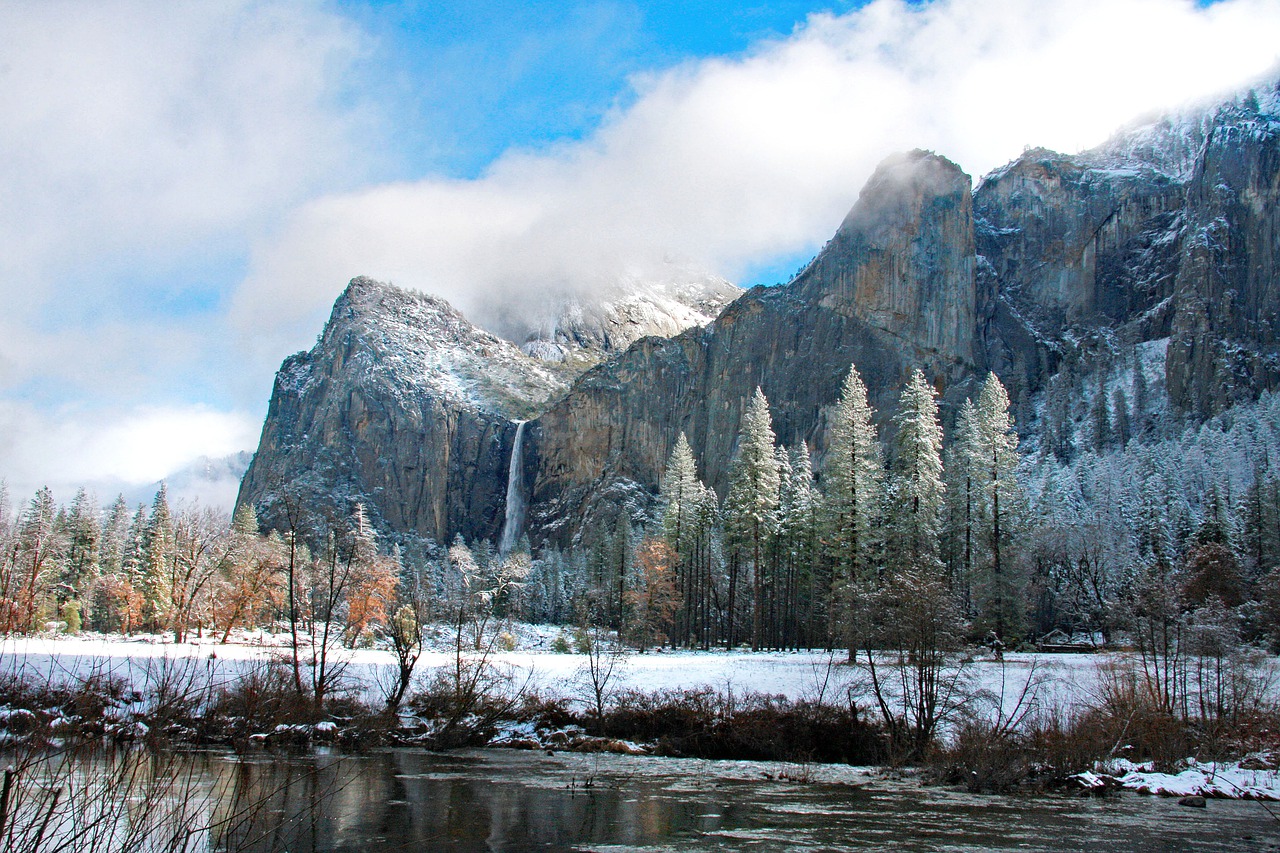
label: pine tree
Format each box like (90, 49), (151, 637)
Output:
(821, 365), (884, 654)
(781, 444), (821, 649)
(690, 481), (723, 648)
(1112, 387), (1132, 447)
(660, 433), (700, 549)
(1091, 388), (1112, 451)
(120, 505), (149, 633)
(660, 433), (701, 645)
(860, 372), (958, 758)
(99, 496), (129, 576)
(971, 373), (1025, 641)
(140, 484), (175, 631)
(1239, 465), (1280, 580)
(1132, 351), (1150, 438)
(61, 487), (101, 609)
(723, 387), (780, 650)
(945, 398), (980, 613)
(886, 370), (946, 577)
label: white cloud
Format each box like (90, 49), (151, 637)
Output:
(0, 1), (371, 276)
(233, 0), (1280, 351)
(6, 0), (1280, 500)
(0, 0), (374, 407)
(0, 401), (259, 507)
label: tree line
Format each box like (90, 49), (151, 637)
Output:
(2, 367), (1278, 668)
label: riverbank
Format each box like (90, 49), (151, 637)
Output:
(1, 630), (1279, 802)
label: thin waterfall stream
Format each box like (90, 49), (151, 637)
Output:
(498, 420), (527, 553)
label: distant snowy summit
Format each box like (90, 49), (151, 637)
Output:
(516, 270), (741, 367)
(236, 269), (739, 544)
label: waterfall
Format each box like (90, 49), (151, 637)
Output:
(498, 420), (528, 553)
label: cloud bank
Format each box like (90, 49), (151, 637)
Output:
(0, 0), (370, 506)
(234, 0), (1280, 350)
(4, 0), (1280, 509)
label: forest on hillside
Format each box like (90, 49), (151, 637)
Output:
(2, 367), (1277, 661)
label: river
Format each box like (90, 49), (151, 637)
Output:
(173, 748), (1280, 851)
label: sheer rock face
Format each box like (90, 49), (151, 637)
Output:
(1166, 89), (1280, 416)
(236, 275), (741, 542)
(974, 81), (1280, 417)
(527, 151), (981, 543)
(236, 277), (568, 543)
(239, 81), (1280, 548)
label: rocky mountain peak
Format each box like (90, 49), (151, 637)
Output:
(240, 78), (1280, 550)
(797, 149), (977, 369)
(318, 277), (570, 420)
(517, 269), (741, 366)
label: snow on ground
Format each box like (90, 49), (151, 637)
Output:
(1073, 758), (1280, 801)
(8, 630), (1280, 798)
(0, 629), (1103, 720)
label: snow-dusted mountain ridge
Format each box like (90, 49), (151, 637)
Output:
(240, 75), (1280, 548)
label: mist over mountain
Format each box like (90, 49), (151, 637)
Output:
(238, 76), (1280, 549)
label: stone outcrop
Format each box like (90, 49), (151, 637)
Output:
(237, 275), (741, 542)
(526, 151), (981, 542)
(236, 277), (568, 543)
(1166, 90), (1280, 415)
(238, 79), (1280, 549)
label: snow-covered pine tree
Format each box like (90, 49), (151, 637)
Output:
(660, 433), (700, 550)
(120, 504), (148, 633)
(945, 398), (980, 615)
(140, 484), (175, 631)
(821, 364), (883, 654)
(723, 387), (780, 650)
(660, 432), (701, 645)
(1091, 387), (1113, 451)
(781, 444), (821, 649)
(1112, 386), (1132, 448)
(61, 487), (101, 618)
(690, 480), (723, 648)
(971, 373), (1025, 641)
(1239, 463), (1280, 580)
(886, 369), (946, 578)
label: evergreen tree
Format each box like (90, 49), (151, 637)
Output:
(660, 433), (700, 550)
(723, 387), (780, 650)
(99, 496), (129, 577)
(886, 370), (946, 576)
(1239, 465), (1280, 580)
(1112, 387), (1132, 447)
(660, 433), (701, 645)
(61, 487), (101, 608)
(1132, 352), (1150, 437)
(140, 484), (175, 630)
(971, 373), (1026, 641)
(1090, 387), (1112, 451)
(821, 365), (883, 654)
(945, 398), (980, 613)
(781, 444), (821, 648)
(690, 481), (723, 648)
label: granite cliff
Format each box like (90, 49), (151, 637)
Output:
(238, 78), (1280, 549)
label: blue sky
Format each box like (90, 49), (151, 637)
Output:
(0, 0), (1278, 508)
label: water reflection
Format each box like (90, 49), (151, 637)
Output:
(203, 749), (1279, 852)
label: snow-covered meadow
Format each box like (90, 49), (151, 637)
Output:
(0, 628), (1101, 717)
(4, 629), (1279, 800)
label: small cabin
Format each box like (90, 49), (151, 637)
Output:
(1036, 629), (1096, 653)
